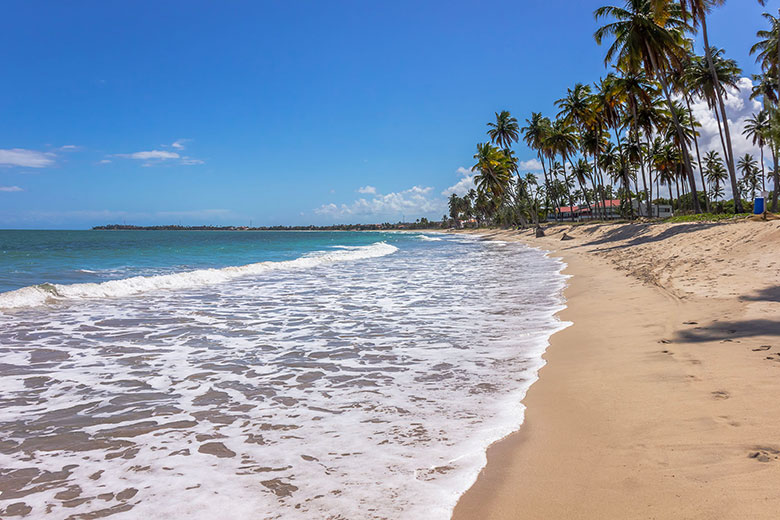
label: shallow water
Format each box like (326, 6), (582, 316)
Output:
(0, 231), (567, 519)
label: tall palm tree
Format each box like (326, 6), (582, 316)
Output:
(683, 47), (743, 209)
(521, 113), (555, 217)
(594, 0), (702, 212)
(614, 69), (656, 216)
(487, 111), (520, 150)
(673, 0), (744, 212)
(743, 111), (770, 190)
(581, 125), (610, 218)
(546, 118), (580, 220)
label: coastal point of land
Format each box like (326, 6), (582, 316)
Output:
(452, 219), (780, 519)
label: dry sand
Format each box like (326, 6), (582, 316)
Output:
(451, 219), (780, 520)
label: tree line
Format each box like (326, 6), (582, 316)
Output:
(448, 0), (779, 228)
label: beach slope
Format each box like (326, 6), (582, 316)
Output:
(453, 220), (780, 520)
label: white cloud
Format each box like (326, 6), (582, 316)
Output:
(0, 148), (55, 168)
(98, 159), (112, 164)
(59, 145), (79, 151)
(518, 158), (543, 171)
(357, 185), (377, 194)
(114, 142), (203, 166)
(315, 185), (444, 220)
(180, 157), (204, 165)
(442, 167), (476, 197)
(116, 150), (181, 160)
(689, 77), (764, 166)
(0, 186), (23, 192)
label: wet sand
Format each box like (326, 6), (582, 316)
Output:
(452, 220), (780, 519)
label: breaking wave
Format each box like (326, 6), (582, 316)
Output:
(0, 241), (398, 310)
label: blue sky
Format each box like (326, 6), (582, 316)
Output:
(0, 0), (774, 228)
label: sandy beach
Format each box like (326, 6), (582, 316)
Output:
(452, 220), (780, 519)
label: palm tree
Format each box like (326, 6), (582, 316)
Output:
(472, 143), (512, 205)
(613, 69), (657, 216)
(522, 113), (555, 217)
(546, 118), (580, 220)
(704, 150), (727, 208)
(751, 11), (780, 99)
(743, 111), (770, 191)
(737, 154), (760, 200)
(673, 0), (743, 213)
(594, 0), (702, 213)
(654, 141), (682, 208)
(571, 158), (594, 215)
(683, 47), (743, 210)
(581, 125), (610, 218)
(487, 111), (520, 150)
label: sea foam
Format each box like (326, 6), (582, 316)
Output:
(0, 241), (397, 310)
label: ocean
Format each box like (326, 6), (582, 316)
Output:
(0, 230), (568, 519)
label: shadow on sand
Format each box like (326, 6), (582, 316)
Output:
(674, 319), (780, 344)
(578, 222), (722, 251)
(741, 286), (780, 303)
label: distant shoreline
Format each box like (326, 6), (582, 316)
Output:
(91, 223), (444, 231)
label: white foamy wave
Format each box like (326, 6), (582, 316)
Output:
(417, 234), (442, 241)
(0, 241), (398, 310)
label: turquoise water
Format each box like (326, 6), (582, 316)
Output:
(0, 229), (568, 519)
(0, 230), (412, 293)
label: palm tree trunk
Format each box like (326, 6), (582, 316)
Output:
(685, 96), (711, 212)
(701, 16), (744, 213)
(538, 151), (553, 221)
(675, 177), (681, 210)
(647, 48), (702, 214)
(772, 144), (779, 212)
(760, 145), (766, 191)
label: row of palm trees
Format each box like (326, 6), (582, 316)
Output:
(449, 0), (780, 227)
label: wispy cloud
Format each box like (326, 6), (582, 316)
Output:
(112, 140), (204, 166)
(0, 149), (56, 168)
(116, 150), (181, 161)
(357, 185), (377, 194)
(0, 186), (23, 192)
(315, 185), (444, 220)
(170, 139), (189, 150)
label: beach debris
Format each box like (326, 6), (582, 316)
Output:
(659, 339), (671, 344)
(749, 447), (779, 462)
(683, 321), (698, 325)
(561, 233), (574, 241)
(535, 227), (545, 238)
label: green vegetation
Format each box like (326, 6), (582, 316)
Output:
(445, 0), (780, 229)
(664, 213), (752, 223)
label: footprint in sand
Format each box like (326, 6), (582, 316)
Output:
(752, 346), (772, 352)
(683, 321), (698, 325)
(711, 390), (730, 400)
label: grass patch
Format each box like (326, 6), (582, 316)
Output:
(664, 213), (751, 223)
